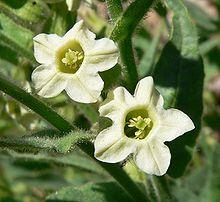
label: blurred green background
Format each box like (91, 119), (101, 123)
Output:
(0, 0), (220, 201)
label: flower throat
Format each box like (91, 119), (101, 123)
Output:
(124, 108), (153, 140)
(56, 41), (84, 74)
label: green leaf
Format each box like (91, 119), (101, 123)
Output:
(75, 103), (99, 125)
(44, 2), (77, 35)
(137, 27), (162, 78)
(0, 13), (35, 63)
(183, 0), (217, 31)
(100, 64), (122, 92)
(0, 130), (95, 153)
(173, 143), (220, 202)
(0, 0), (50, 32)
(0, 43), (19, 66)
(46, 181), (134, 202)
(0, 149), (106, 176)
(153, 0), (204, 177)
(199, 36), (220, 55)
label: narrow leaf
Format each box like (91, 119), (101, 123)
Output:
(0, 13), (35, 63)
(153, 0), (204, 177)
(0, 0), (50, 32)
(0, 148), (106, 176)
(46, 182), (134, 202)
(0, 130), (95, 153)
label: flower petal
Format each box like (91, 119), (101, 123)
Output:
(134, 140), (171, 176)
(32, 64), (67, 98)
(94, 127), (134, 163)
(32, 64), (56, 91)
(134, 76), (164, 108)
(65, 72), (103, 103)
(84, 38), (119, 72)
(156, 109), (195, 142)
(63, 20), (95, 51)
(33, 34), (62, 64)
(99, 87), (134, 119)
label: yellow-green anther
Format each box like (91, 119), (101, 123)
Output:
(128, 116), (152, 139)
(128, 116), (151, 130)
(61, 49), (84, 69)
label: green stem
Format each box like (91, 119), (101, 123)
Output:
(0, 73), (148, 202)
(148, 175), (174, 202)
(108, 0), (154, 92)
(110, 0), (154, 41)
(119, 38), (138, 92)
(105, 0), (123, 22)
(82, 143), (150, 202)
(0, 74), (73, 132)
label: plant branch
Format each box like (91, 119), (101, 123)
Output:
(108, 0), (154, 92)
(105, 0), (123, 22)
(110, 0), (154, 41)
(0, 73), (148, 202)
(148, 175), (174, 202)
(118, 38), (138, 92)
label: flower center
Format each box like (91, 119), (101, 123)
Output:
(56, 41), (84, 74)
(61, 49), (84, 69)
(124, 108), (153, 140)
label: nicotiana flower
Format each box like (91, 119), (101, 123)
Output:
(32, 20), (118, 103)
(94, 76), (195, 176)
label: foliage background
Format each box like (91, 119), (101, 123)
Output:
(0, 0), (219, 201)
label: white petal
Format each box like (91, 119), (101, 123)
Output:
(84, 38), (119, 72)
(32, 64), (68, 98)
(65, 72), (103, 103)
(99, 87), (134, 119)
(156, 109), (195, 142)
(63, 20), (96, 51)
(98, 91), (120, 121)
(134, 140), (171, 176)
(134, 76), (164, 107)
(33, 34), (62, 64)
(94, 127), (134, 163)
(32, 64), (56, 91)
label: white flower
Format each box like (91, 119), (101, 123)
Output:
(94, 76), (195, 176)
(31, 20), (119, 103)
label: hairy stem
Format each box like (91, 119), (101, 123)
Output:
(0, 74), (73, 132)
(105, 0), (123, 22)
(0, 73), (148, 202)
(118, 38), (138, 92)
(110, 0), (154, 41)
(108, 0), (154, 92)
(148, 175), (174, 202)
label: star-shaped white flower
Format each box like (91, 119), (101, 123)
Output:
(94, 76), (195, 176)
(31, 20), (119, 103)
